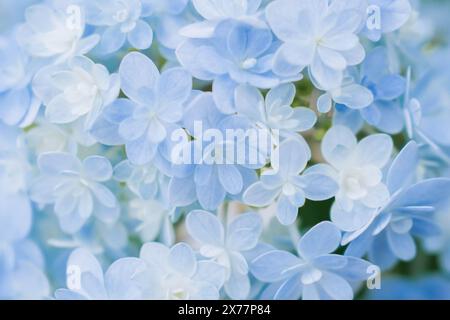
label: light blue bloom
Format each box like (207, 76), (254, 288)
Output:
(343, 141), (450, 269)
(332, 47), (407, 134)
(362, 0), (412, 42)
(30, 152), (120, 234)
(91, 52), (192, 165)
(0, 37), (41, 127)
(266, 0), (365, 89)
(244, 139), (338, 225)
(177, 19), (294, 113)
(16, 3), (99, 63)
(235, 83), (317, 139)
(84, 0), (153, 54)
(319, 126), (393, 232)
(137, 242), (226, 299)
(32, 56), (120, 130)
(168, 92), (259, 210)
(186, 210), (262, 299)
(55, 247), (146, 299)
(251, 221), (372, 300)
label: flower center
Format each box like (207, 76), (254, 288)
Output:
(301, 267), (323, 285)
(241, 58), (257, 70)
(114, 9), (129, 23)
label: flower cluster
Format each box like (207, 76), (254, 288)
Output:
(1, 0), (450, 300)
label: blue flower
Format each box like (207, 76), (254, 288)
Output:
(55, 248), (146, 299)
(343, 141), (450, 269)
(30, 152), (120, 234)
(138, 242), (226, 299)
(331, 47), (407, 134)
(186, 210), (262, 299)
(91, 52), (192, 165)
(16, 4), (99, 63)
(177, 19), (294, 113)
(251, 222), (372, 300)
(319, 126), (393, 232)
(84, 0), (153, 54)
(244, 139), (338, 225)
(168, 92), (259, 210)
(266, 0), (365, 89)
(235, 83), (317, 139)
(32, 56), (120, 130)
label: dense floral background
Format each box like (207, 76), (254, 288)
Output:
(1, 0), (450, 300)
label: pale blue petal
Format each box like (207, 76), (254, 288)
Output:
(168, 176), (197, 207)
(276, 194), (299, 225)
(317, 272), (353, 300)
(234, 84), (265, 122)
(193, 261), (226, 289)
(266, 83), (296, 110)
(168, 242), (197, 277)
(119, 52), (159, 104)
(317, 93), (332, 113)
(387, 229), (416, 261)
(321, 126), (356, 168)
(218, 165), (243, 195)
(125, 135), (157, 165)
(82, 156), (112, 182)
(186, 210), (224, 246)
(275, 139), (310, 178)
(225, 272), (250, 300)
(243, 182), (280, 207)
(297, 173), (338, 201)
(251, 250), (302, 282)
(158, 68), (192, 107)
(127, 20), (153, 50)
(386, 141), (419, 194)
(196, 169), (226, 210)
(226, 212), (262, 251)
(105, 258), (146, 300)
(98, 26), (126, 54)
(297, 222), (341, 259)
(354, 134), (393, 168)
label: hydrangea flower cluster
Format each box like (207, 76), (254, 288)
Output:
(1, 0), (450, 300)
